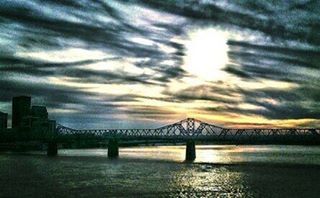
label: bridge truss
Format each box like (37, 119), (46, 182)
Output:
(56, 118), (320, 141)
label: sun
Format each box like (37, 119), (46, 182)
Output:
(183, 28), (229, 81)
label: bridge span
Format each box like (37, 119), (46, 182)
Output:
(48, 118), (320, 161)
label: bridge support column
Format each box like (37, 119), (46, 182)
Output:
(47, 142), (58, 156)
(108, 139), (119, 158)
(185, 140), (196, 161)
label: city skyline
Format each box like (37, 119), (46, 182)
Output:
(1, 1), (320, 129)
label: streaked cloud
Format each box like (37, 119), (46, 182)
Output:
(0, 0), (319, 128)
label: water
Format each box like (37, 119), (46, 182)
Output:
(1, 145), (320, 197)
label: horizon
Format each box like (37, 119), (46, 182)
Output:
(1, 1), (320, 129)
(2, 95), (320, 131)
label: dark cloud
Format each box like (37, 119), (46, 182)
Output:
(136, 0), (320, 45)
(222, 39), (320, 120)
(0, 0), (186, 65)
(241, 87), (320, 120)
(153, 66), (187, 83)
(223, 64), (253, 80)
(201, 84), (320, 121)
(0, 77), (94, 105)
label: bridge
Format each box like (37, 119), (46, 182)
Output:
(49, 118), (320, 161)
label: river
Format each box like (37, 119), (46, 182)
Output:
(1, 145), (320, 197)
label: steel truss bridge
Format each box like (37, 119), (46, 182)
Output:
(56, 118), (320, 141)
(5, 117), (315, 159)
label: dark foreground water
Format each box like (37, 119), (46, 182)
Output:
(1, 145), (320, 198)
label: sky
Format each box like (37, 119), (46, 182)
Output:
(0, 0), (320, 129)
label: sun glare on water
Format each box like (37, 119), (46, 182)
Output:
(184, 28), (229, 81)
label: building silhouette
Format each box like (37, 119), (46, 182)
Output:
(12, 96), (31, 128)
(21, 105), (55, 137)
(12, 97), (56, 139)
(31, 106), (48, 119)
(0, 111), (8, 129)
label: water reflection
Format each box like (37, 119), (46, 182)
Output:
(2, 145), (320, 197)
(57, 145), (320, 165)
(169, 164), (251, 197)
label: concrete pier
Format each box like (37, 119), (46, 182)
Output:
(47, 142), (58, 156)
(108, 139), (119, 158)
(185, 140), (196, 161)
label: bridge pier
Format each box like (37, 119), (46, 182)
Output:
(47, 142), (58, 156)
(185, 140), (196, 161)
(108, 139), (119, 158)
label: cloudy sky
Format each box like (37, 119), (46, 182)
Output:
(0, 0), (320, 129)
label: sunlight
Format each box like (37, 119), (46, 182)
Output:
(184, 28), (229, 81)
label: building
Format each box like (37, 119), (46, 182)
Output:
(12, 96), (31, 128)
(0, 111), (8, 129)
(21, 105), (56, 138)
(48, 120), (56, 134)
(22, 106), (48, 129)
(31, 106), (48, 120)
